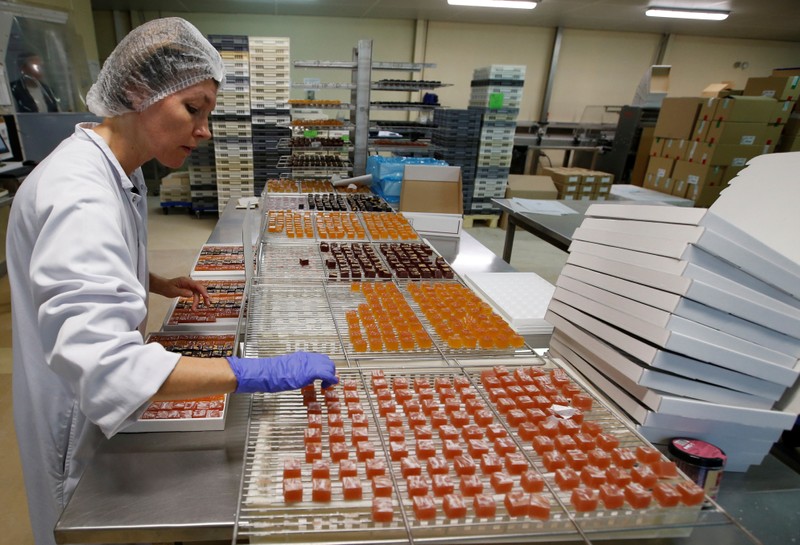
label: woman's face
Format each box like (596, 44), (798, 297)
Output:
(138, 79), (218, 169)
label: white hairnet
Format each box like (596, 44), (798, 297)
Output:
(86, 17), (224, 117)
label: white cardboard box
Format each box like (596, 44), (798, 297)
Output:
(549, 317), (777, 409)
(546, 299), (786, 399)
(551, 287), (799, 386)
(565, 242), (800, 339)
(401, 211), (463, 238)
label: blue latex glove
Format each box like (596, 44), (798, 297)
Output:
(226, 351), (338, 394)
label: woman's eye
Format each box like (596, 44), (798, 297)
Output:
(186, 105), (199, 114)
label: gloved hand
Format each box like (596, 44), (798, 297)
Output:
(226, 351), (338, 394)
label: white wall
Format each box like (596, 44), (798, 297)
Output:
(93, 12), (800, 124)
(664, 35), (800, 96)
(548, 29), (661, 123)
(423, 21), (554, 121)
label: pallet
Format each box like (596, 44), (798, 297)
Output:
(462, 214), (499, 228)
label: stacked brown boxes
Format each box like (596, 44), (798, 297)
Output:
(645, 92), (785, 207)
(749, 71), (800, 153)
(540, 166), (614, 201)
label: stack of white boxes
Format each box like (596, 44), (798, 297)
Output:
(209, 35), (255, 213)
(466, 65), (525, 216)
(546, 152), (800, 472)
(249, 37), (292, 196)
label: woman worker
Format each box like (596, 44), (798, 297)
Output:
(6, 17), (337, 545)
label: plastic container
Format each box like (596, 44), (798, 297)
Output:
(667, 438), (726, 499)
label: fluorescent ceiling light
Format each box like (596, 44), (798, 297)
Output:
(646, 7), (729, 20)
(448, 0), (538, 9)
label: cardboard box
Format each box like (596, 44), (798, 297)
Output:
(773, 67), (800, 78)
(499, 174), (558, 229)
(670, 161), (726, 199)
(698, 97), (719, 122)
(690, 118), (711, 142)
(783, 112), (800, 138)
(633, 65), (670, 107)
(777, 135), (800, 152)
(713, 96), (778, 123)
(702, 82), (733, 98)
(685, 141), (713, 163)
(643, 156), (675, 193)
(743, 76), (800, 101)
(706, 143), (766, 167)
(771, 100), (795, 124)
(705, 121), (769, 146)
(649, 137), (665, 157)
(661, 138), (688, 159)
(653, 97), (702, 139)
(541, 166), (581, 198)
(505, 175), (558, 200)
(687, 182), (726, 207)
(400, 165), (463, 237)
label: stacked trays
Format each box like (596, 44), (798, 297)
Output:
(187, 137), (217, 213)
(467, 65), (526, 215)
(210, 35), (254, 212)
(250, 37), (292, 195)
(432, 109), (481, 213)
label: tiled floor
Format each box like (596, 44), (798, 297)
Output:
(0, 198), (564, 543)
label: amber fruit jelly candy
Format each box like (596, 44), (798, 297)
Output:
(473, 494), (497, 518)
(676, 480), (706, 506)
(555, 467), (581, 491)
(571, 487), (599, 512)
(283, 459), (302, 479)
(311, 478), (332, 502)
(599, 483), (625, 510)
(372, 475), (393, 497)
(407, 475), (429, 497)
(283, 477), (303, 502)
(605, 466), (632, 487)
(542, 450), (567, 472)
(653, 482), (682, 507)
(520, 470), (545, 493)
(611, 447), (637, 469)
(412, 495), (436, 520)
(635, 445), (662, 464)
(504, 490), (530, 517)
(596, 433), (620, 451)
(632, 464), (658, 487)
(339, 459), (357, 478)
(624, 483), (652, 509)
(372, 497), (394, 523)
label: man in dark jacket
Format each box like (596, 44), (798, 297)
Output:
(11, 52), (59, 113)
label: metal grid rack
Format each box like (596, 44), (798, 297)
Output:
(234, 359), (716, 544)
(241, 279), (346, 359)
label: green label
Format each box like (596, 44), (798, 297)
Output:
(304, 129), (318, 138)
(341, 134), (350, 142)
(489, 92), (505, 110)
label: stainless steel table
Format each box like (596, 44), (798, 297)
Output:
(493, 198), (592, 259)
(54, 202), (800, 545)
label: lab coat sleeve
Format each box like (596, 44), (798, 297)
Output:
(29, 159), (179, 438)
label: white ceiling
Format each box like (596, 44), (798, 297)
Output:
(90, 0), (800, 43)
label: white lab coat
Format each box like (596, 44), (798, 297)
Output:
(7, 123), (181, 545)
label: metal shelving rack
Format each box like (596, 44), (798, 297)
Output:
(293, 42), (448, 174)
